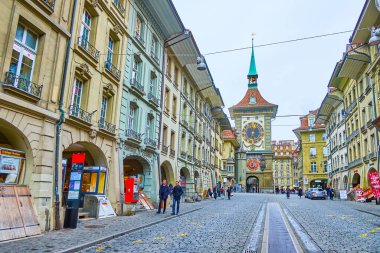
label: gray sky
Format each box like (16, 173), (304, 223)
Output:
(172, 0), (365, 141)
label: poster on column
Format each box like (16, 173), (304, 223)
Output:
(368, 172), (380, 198)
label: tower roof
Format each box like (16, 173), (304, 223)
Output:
(248, 46), (258, 77)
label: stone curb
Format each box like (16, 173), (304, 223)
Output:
(59, 207), (203, 253)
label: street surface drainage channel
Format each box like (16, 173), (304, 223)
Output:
(262, 202), (302, 253)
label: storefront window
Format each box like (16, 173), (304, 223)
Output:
(82, 172), (98, 193)
(0, 148), (26, 184)
(98, 172), (106, 194)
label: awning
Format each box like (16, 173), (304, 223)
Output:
(351, 0), (380, 44)
(316, 90), (343, 124)
(337, 45), (370, 80)
(140, 0), (184, 40)
(211, 107), (231, 130)
(169, 31), (224, 107)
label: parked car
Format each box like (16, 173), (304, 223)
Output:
(308, 188), (326, 200)
(304, 189), (312, 198)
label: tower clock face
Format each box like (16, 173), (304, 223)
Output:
(242, 122), (264, 146)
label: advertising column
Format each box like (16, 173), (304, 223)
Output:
(64, 153), (85, 229)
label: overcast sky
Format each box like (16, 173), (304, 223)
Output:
(172, 0), (365, 141)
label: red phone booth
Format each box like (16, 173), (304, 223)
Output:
(124, 177), (139, 203)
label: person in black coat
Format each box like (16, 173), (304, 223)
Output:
(298, 187), (303, 199)
(171, 181), (184, 215)
(157, 179), (170, 214)
(227, 186), (232, 200)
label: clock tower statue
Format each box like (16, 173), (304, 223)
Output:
(229, 41), (278, 193)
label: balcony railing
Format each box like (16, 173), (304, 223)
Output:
(348, 158), (362, 169)
(3, 72), (43, 99)
(369, 152), (377, 160)
(365, 85), (372, 95)
(331, 145), (338, 154)
(361, 125), (367, 133)
(170, 148), (175, 157)
(134, 32), (145, 46)
(130, 78), (145, 94)
(161, 145), (168, 154)
(69, 105), (92, 124)
(189, 125), (194, 133)
(41, 0), (55, 10)
(105, 61), (121, 80)
(346, 101), (357, 115)
(310, 154), (316, 158)
(346, 130), (359, 143)
(112, 0), (126, 16)
(78, 38), (100, 61)
(359, 93), (365, 102)
(181, 119), (188, 128)
(99, 119), (116, 134)
(150, 50), (159, 63)
(180, 151), (186, 159)
(194, 159), (201, 167)
(148, 92), (159, 106)
(125, 129), (142, 142)
(363, 155), (369, 163)
(187, 155), (193, 162)
(145, 138), (157, 149)
(367, 119), (374, 129)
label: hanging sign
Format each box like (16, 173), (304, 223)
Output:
(368, 172), (380, 198)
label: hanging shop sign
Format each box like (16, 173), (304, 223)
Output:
(368, 172), (380, 198)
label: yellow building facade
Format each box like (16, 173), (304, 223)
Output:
(293, 110), (328, 189)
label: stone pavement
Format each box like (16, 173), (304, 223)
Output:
(0, 199), (211, 253)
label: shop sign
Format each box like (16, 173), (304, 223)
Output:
(353, 169), (358, 173)
(339, 190), (347, 200)
(304, 178), (309, 184)
(368, 172), (380, 198)
(355, 187), (364, 201)
(0, 149), (25, 158)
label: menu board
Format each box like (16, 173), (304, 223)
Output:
(0, 149), (25, 184)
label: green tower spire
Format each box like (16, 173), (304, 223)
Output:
(247, 38), (258, 89)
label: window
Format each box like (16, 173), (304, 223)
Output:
(164, 87), (170, 112)
(323, 161), (328, 173)
(174, 67), (179, 86)
(106, 37), (114, 65)
(364, 139), (368, 155)
(308, 117), (315, 127)
(323, 147), (328, 157)
(131, 56), (142, 83)
(170, 131), (175, 149)
(322, 133), (327, 141)
(310, 147), (316, 157)
(146, 115), (153, 139)
(80, 10), (91, 46)
(311, 162), (317, 173)
(151, 35), (159, 60)
(368, 102), (374, 120)
(10, 24), (38, 84)
(134, 15), (144, 43)
(227, 166), (233, 173)
(172, 95), (177, 119)
(99, 96), (108, 126)
(166, 57), (171, 78)
(149, 73), (156, 95)
(371, 134), (375, 153)
(70, 78), (83, 116)
(309, 134), (315, 142)
(128, 105), (136, 130)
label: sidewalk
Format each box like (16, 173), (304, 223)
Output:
(0, 200), (211, 253)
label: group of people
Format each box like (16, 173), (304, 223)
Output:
(156, 179), (184, 215)
(207, 185), (233, 200)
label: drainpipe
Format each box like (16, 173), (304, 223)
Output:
(54, 0), (77, 230)
(157, 44), (166, 190)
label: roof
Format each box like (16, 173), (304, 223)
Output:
(248, 46), (258, 77)
(293, 109), (325, 137)
(222, 130), (236, 139)
(230, 88), (278, 111)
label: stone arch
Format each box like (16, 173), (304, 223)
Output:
(0, 118), (34, 185)
(180, 167), (192, 196)
(352, 173), (361, 188)
(367, 167), (377, 188)
(247, 176), (259, 193)
(343, 175), (348, 190)
(194, 170), (200, 194)
(160, 160), (174, 186)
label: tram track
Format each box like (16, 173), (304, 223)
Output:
(244, 202), (266, 252)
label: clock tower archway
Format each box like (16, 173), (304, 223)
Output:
(229, 41), (278, 193)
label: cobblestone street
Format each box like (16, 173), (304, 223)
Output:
(1, 194), (380, 253)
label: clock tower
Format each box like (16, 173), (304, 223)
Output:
(229, 41), (278, 193)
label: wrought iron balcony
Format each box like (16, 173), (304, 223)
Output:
(41, 0), (55, 10)
(78, 37), (100, 61)
(125, 128), (142, 142)
(346, 101), (357, 115)
(170, 148), (175, 157)
(358, 93), (365, 102)
(361, 125), (367, 134)
(180, 151), (186, 159)
(363, 155), (369, 163)
(181, 119), (188, 128)
(331, 145), (338, 154)
(367, 119), (374, 129)
(145, 138), (157, 149)
(161, 145), (168, 154)
(150, 50), (159, 63)
(112, 0), (126, 16)
(346, 130), (359, 143)
(105, 61), (121, 80)
(3, 72), (43, 99)
(130, 78), (145, 95)
(187, 155), (193, 162)
(69, 105), (92, 124)
(183, 91), (188, 98)
(99, 119), (116, 134)
(148, 92), (159, 106)
(369, 152), (377, 160)
(189, 125), (194, 133)
(348, 158), (362, 169)
(134, 32), (145, 46)
(365, 85), (372, 95)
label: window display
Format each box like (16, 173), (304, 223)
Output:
(0, 148), (26, 184)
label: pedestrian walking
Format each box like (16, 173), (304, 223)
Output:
(157, 179), (170, 214)
(298, 187), (303, 199)
(286, 186), (290, 199)
(171, 181), (184, 215)
(227, 186), (231, 200)
(207, 188), (212, 199)
(330, 188), (334, 200)
(326, 186), (331, 200)
(220, 187), (225, 199)
(213, 184), (217, 200)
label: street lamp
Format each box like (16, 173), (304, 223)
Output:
(369, 26), (380, 46)
(197, 55), (207, 71)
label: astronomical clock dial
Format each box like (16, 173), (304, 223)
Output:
(242, 122), (264, 147)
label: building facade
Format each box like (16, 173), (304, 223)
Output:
(272, 140), (296, 189)
(229, 46), (278, 193)
(222, 129), (240, 187)
(293, 110), (328, 189)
